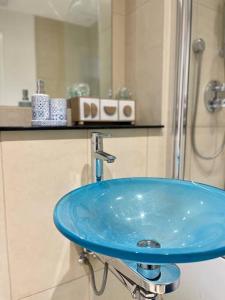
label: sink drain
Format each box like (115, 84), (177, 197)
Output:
(137, 240), (161, 280)
(137, 240), (161, 249)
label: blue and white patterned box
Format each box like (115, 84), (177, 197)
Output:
(32, 94), (50, 120)
(50, 98), (67, 121)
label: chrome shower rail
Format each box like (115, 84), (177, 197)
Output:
(173, 0), (193, 179)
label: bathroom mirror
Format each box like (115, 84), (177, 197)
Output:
(0, 0), (167, 128)
(0, 0), (112, 107)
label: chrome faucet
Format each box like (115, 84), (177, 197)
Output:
(91, 132), (116, 182)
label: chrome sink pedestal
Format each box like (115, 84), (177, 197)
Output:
(99, 255), (180, 299)
(79, 249), (180, 299)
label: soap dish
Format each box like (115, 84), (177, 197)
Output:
(32, 120), (67, 127)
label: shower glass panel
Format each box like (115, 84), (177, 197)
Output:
(184, 0), (225, 189)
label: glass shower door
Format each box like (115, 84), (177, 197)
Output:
(184, 0), (225, 189)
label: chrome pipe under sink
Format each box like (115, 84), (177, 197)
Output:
(79, 249), (180, 299)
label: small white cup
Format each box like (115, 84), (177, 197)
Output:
(50, 98), (67, 121)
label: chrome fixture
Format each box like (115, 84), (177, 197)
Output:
(173, 0), (193, 179)
(192, 38), (206, 54)
(79, 249), (180, 300)
(174, 0), (225, 169)
(191, 38), (225, 160)
(137, 240), (161, 280)
(204, 80), (225, 113)
(91, 132), (116, 182)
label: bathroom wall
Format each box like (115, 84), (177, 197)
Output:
(125, 0), (164, 125)
(0, 127), (166, 300)
(36, 17), (99, 99)
(98, 0), (112, 98)
(112, 0), (165, 125)
(4, 1), (225, 300)
(35, 17), (66, 98)
(112, 0), (126, 94)
(0, 9), (36, 106)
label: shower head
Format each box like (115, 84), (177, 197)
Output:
(192, 38), (206, 54)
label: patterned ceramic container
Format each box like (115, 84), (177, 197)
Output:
(32, 120), (67, 127)
(32, 94), (50, 120)
(50, 98), (67, 121)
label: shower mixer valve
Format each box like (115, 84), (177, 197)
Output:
(204, 80), (225, 112)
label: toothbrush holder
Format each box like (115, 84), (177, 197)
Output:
(32, 94), (50, 120)
(50, 98), (67, 121)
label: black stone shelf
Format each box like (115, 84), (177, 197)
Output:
(0, 124), (164, 131)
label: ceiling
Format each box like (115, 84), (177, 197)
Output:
(0, 0), (99, 27)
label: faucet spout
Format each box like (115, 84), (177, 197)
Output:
(95, 151), (116, 163)
(91, 132), (116, 182)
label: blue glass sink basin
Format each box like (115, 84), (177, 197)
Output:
(54, 178), (225, 264)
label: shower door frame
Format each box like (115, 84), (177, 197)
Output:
(173, 0), (193, 179)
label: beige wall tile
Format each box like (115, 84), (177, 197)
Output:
(188, 4), (225, 128)
(126, 0), (150, 15)
(126, 20), (163, 124)
(99, 25), (112, 97)
(126, 0), (164, 48)
(113, 0), (126, 15)
(0, 107), (32, 127)
(125, 0), (164, 125)
(136, 45), (163, 124)
(125, 0), (136, 15)
(112, 13), (125, 94)
(125, 40), (136, 98)
(35, 16), (65, 98)
(90, 269), (131, 300)
(0, 10), (36, 107)
(198, 0), (224, 11)
(166, 259), (225, 300)
(125, 9), (136, 45)
(136, 0), (164, 49)
(87, 129), (148, 182)
(189, 127), (224, 188)
(213, 127), (225, 188)
(1, 130), (89, 299)
(147, 129), (166, 178)
(0, 134), (11, 300)
(20, 276), (89, 300)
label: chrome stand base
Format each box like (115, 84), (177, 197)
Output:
(79, 250), (180, 299)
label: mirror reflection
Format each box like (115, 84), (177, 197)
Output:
(0, 0), (165, 127)
(0, 0), (111, 107)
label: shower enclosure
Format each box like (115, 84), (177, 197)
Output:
(174, 0), (225, 189)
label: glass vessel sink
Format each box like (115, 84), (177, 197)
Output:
(54, 178), (225, 264)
